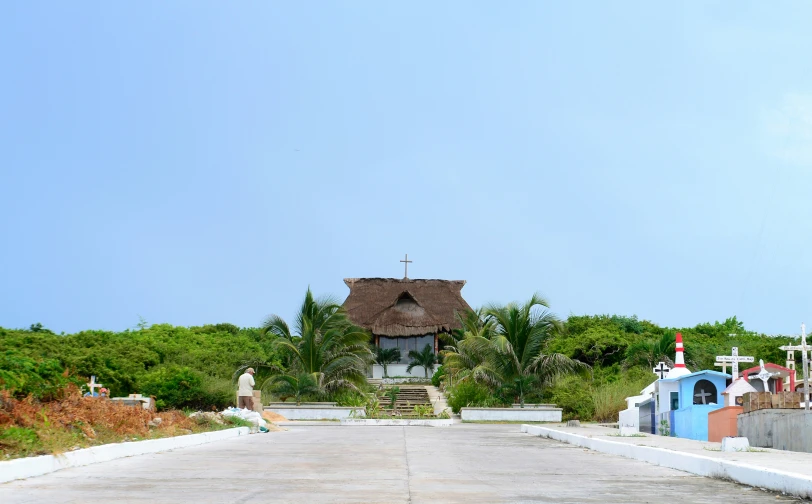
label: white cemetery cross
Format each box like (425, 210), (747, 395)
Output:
(653, 362), (670, 379)
(779, 323), (811, 412)
(714, 361), (730, 374)
(87, 375), (103, 396)
(694, 388), (712, 405)
(715, 347), (754, 381)
(754, 359), (780, 392)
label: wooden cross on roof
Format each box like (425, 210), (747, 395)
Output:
(715, 347), (754, 381)
(779, 323), (811, 411)
(400, 254), (412, 279)
(653, 361), (670, 379)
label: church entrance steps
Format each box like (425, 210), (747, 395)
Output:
(522, 423), (812, 500)
(379, 385), (434, 417)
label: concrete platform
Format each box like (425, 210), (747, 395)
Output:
(523, 423), (812, 499)
(0, 424), (795, 503)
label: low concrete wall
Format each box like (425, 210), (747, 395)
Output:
(0, 427), (250, 484)
(737, 409), (797, 448)
(265, 406), (364, 420)
(772, 411), (812, 453)
(340, 419), (452, 427)
(618, 408), (639, 432)
(461, 407), (562, 422)
(511, 404), (556, 408)
(521, 424), (812, 499)
(267, 402), (337, 407)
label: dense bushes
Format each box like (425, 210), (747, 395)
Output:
(446, 381), (505, 414)
(138, 365), (233, 411)
(0, 324), (279, 411)
(0, 350), (81, 401)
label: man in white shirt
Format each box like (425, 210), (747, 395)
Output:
(238, 368), (256, 410)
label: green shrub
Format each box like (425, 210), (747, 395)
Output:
(431, 366), (445, 387)
(138, 365), (232, 411)
(0, 427), (41, 457)
(0, 350), (79, 400)
(548, 376), (595, 421)
(446, 381), (503, 414)
(327, 389), (366, 407)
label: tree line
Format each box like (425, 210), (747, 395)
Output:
(0, 290), (800, 420)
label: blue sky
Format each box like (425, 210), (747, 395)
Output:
(2, 2), (811, 336)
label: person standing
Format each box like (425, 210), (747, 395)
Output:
(238, 367), (256, 410)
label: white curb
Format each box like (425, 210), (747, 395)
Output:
(0, 427), (251, 484)
(521, 425), (812, 499)
(340, 419), (452, 427)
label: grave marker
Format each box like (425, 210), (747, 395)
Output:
(715, 347), (754, 381)
(754, 359), (780, 392)
(86, 375), (103, 397)
(779, 323), (811, 411)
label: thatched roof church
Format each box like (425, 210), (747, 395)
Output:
(342, 277), (473, 375)
(342, 278), (473, 337)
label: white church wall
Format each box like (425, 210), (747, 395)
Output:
(372, 364), (433, 379)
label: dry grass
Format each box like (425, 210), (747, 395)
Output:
(0, 385), (219, 460)
(591, 377), (652, 423)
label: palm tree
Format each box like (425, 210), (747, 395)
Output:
(407, 344), (438, 378)
(267, 372), (318, 406)
(484, 293), (590, 405)
(374, 347), (401, 378)
(262, 288), (374, 396)
(441, 310), (499, 386)
(624, 332), (676, 370)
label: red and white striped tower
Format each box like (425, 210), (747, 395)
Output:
(673, 332), (686, 368)
(666, 332), (691, 378)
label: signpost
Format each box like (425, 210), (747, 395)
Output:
(715, 347), (754, 381)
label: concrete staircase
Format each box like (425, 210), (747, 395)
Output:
(425, 385), (451, 417)
(377, 385), (433, 417)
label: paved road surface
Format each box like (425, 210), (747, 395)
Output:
(0, 424), (798, 503)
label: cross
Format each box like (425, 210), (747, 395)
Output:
(715, 347), (754, 381)
(87, 375), (103, 396)
(714, 361), (729, 374)
(779, 323), (811, 411)
(400, 254), (412, 279)
(652, 361), (670, 379)
(694, 389), (712, 404)
(754, 359), (780, 393)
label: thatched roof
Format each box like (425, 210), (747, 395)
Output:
(342, 278), (474, 337)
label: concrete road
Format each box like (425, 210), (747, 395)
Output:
(0, 424), (798, 503)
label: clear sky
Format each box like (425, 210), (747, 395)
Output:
(2, 2), (811, 336)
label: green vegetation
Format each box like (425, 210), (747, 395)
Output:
(406, 343), (438, 378)
(443, 295), (589, 411)
(259, 288), (374, 399)
(1, 290), (797, 426)
(0, 323), (276, 411)
(441, 310), (796, 421)
(374, 347), (401, 378)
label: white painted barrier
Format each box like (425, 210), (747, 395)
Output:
(521, 425), (812, 499)
(266, 406), (364, 420)
(0, 427), (250, 484)
(461, 407), (562, 422)
(340, 419), (452, 427)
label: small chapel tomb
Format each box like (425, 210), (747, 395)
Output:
(659, 370), (729, 441)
